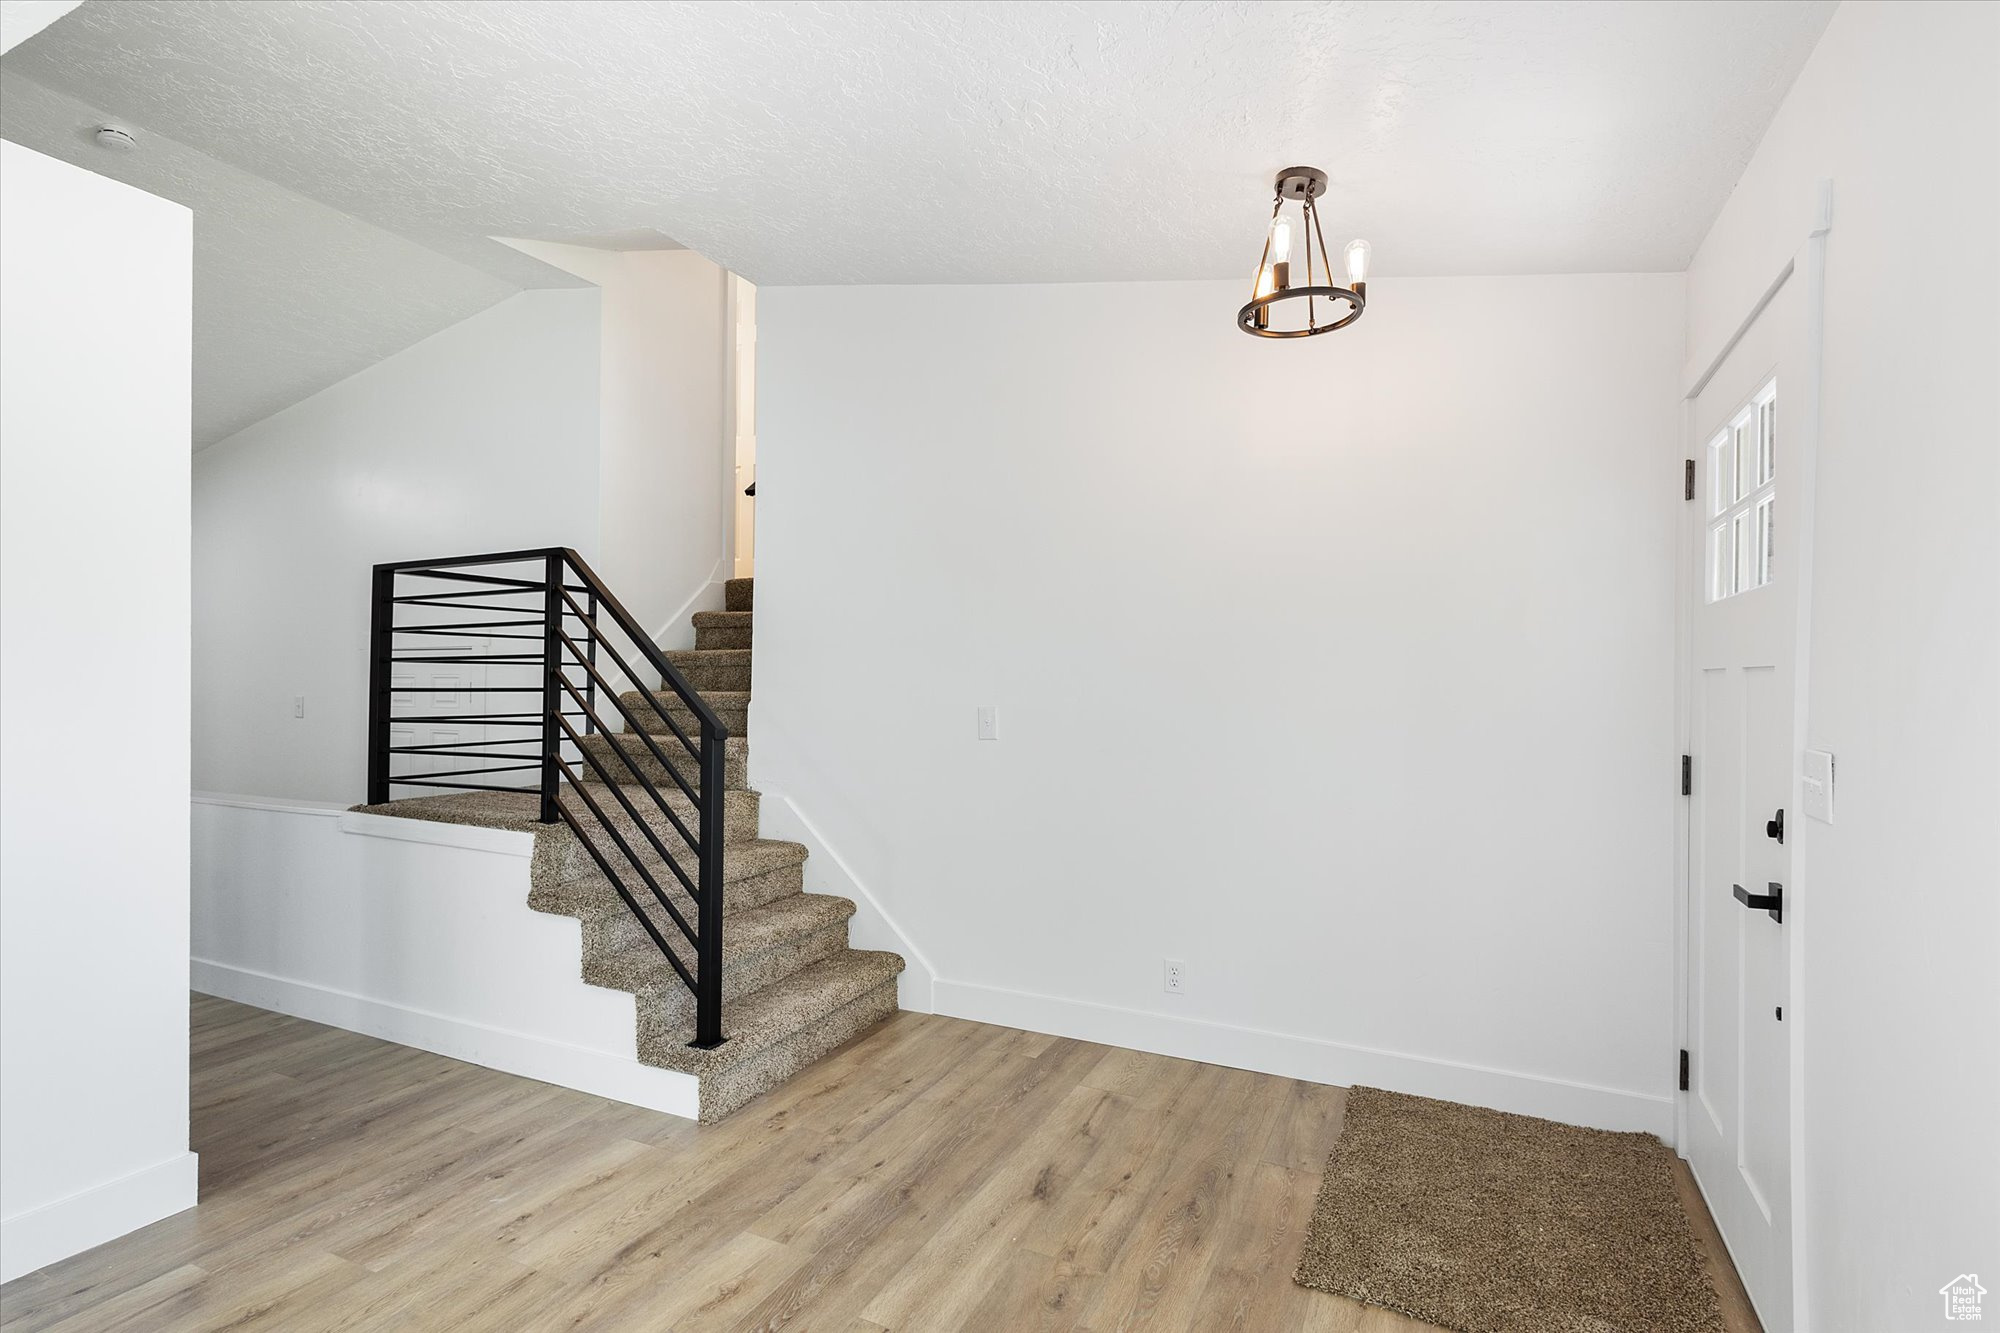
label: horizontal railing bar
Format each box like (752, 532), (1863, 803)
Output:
(554, 626), (704, 807)
(555, 702), (701, 866)
(553, 800), (697, 994)
(393, 569), (594, 594)
(386, 592), (592, 612)
(388, 743), (544, 757)
(385, 779), (540, 794)
(391, 599), (574, 615)
(556, 589), (701, 759)
(387, 686), (547, 693)
(395, 761), (542, 781)
(374, 546), (567, 573)
(390, 654), (548, 664)
(390, 616), (544, 628)
(383, 585), (543, 603)
(386, 712), (583, 725)
(394, 629), (548, 642)
(555, 753), (699, 938)
(393, 568), (548, 591)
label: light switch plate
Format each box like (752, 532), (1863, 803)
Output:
(1802, 748), (1834, 822)
(976, 705), (998, 741)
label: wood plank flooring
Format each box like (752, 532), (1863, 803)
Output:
(0, 996), (1762, 1332)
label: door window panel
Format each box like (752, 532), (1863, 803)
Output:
(1705, 379), (1777, 602)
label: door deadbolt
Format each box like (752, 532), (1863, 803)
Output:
(1766, 808), (1785, 843)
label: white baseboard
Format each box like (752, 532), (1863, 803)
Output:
(749, 786), (1661, 1135)
(933, 978), (1675, 1137)
(0, 1151), (198, 1284)
(755, 791), (936, 1013)
(192, 958), (697, 1121)
(650, 563), (727, 651)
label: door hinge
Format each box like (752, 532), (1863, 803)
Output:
(1679, 1048), (1690, 1091)
(1684, 459), (1696, 501)
(1681, 754), (1692, 796)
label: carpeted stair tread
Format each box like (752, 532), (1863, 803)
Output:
(663, 647), (749, 668)
(693, 609), (752, 650)
(637, 948), (904, 1080)
(351, 789), (802, 897)
(725, 578), (754, 612)
(635, 687), (749, 710)
(539, 833), (807, 907)
(576, 732), (749, 791)
(585, 892), (855, 994)
(360, 785), (759, 845)
(662, 648), (752, 692)
(621, 689), (750, 737)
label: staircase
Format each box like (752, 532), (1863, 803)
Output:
(357, 565), (903, 1121)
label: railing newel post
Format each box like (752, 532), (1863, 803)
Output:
(366, 564), (395, 806)
(537, 551), (564, 823)
(693, 716), (727, 1049)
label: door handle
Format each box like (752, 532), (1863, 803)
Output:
(1766, 808), (1785, 843)
(1733, 882), (1783, 923)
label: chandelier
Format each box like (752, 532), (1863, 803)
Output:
(1237, 166), (1370, 338)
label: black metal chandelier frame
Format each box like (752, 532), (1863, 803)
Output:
(1236, 166), (1367, 339)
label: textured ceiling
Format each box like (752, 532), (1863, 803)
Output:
(5, 0), (1835, 288)
(0, 73), (535, 446)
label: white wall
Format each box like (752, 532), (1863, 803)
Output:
(754, 273), (1685, 1132)
(190, 796), (697, 1119)
(0, 141), (197, 1282)
(0, 0), (81, 53)
(1685, 4), (2000, 1328)
(191, 288), (601, 802)
(502, 241), (733, 645)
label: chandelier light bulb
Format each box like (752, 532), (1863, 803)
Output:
(1345, 238), (1372, 286)
(1253, 263), (1277, 299)
(1268, 216), (1294, 265)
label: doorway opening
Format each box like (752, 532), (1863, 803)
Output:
(728, 273), (757, 579)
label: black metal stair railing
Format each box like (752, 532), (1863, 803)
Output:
(365, 547), (729, 1048)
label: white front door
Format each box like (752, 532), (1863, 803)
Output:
(1685, 276), (1804, 1330)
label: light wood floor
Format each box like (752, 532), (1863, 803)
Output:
(0, 995), (1761, 1332)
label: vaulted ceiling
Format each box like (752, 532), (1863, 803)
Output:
(1, 0), (1836, 442)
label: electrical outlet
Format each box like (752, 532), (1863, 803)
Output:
(294, 695), (306, 719)
(1163, 959), (1185, 994)
(976, 705), (999, 741)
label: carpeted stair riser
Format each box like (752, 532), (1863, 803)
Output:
(693, 611), (753, 651)
(621, 689), (749, 738)
(635, 949), (905, 1121)
(526, 837), (807, 919)
(635, 949), (904, 1076)
(588, 917), (853, 1023)
(662, 648), (752, 693)
(581, 886), (851, 970)
(725, 578), (754, 613)
(576, 732), (749, 792)
(562, 784), (761, 852)
(678, 978), (900, 1122)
